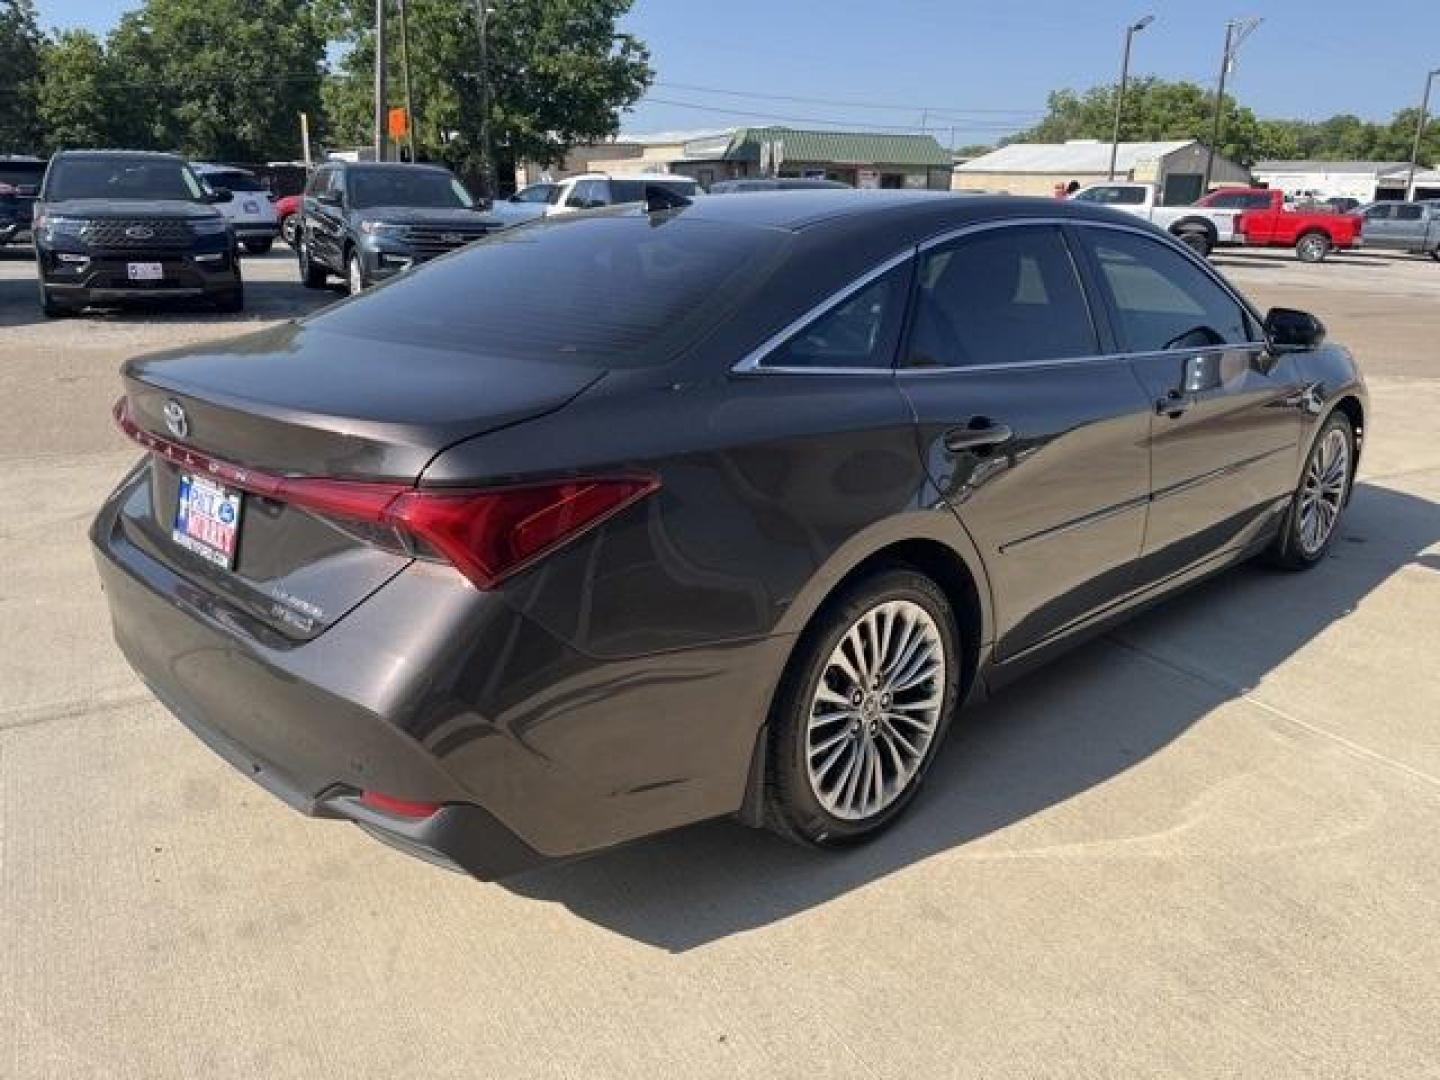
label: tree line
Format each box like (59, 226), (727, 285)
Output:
(1013, 77), (1438, 166)
(0, 0), (651, 180)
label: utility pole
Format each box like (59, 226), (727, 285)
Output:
(398, 0), (417, 163)
(373, 0), (388, 162)
(299, 112), (312, 169)
(474, 1), (493, 199)
(1109, 15), (1155, 181)
(1203, 17), (1262, 194)
(1406, 68), (1440, 199)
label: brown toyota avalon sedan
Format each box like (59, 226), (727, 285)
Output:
(93, 191), (1366, 878)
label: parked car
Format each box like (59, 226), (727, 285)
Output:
(33, 149), (242, 316)
(489, 172), (701, 225)
(296, 160), (504, 294)
(274, 192), (302, 247)
(94, 192), (1366, 879)
(1068, 182), (1242, 256)
(1357, 201), (1440, 259)
(709, 178), (850, 193)
(190, 162), (280, 254)
(0, 155), (46, 247)
(1236, 189), (1363, 262)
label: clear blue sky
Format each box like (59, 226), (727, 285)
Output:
(34, 0), (1440, 143)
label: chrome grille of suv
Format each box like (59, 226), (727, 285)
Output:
(81, 219), (196, 249)
(406, 224), (496, 260)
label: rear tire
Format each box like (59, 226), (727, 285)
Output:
(1175, 229), (1213, 257)
(242, 238), (273, 255)
(765, 568), (961, 848)
(1266, 412), (1354, 570)
(1296, 232), (1332, 263)
(297, 234), (327, 289)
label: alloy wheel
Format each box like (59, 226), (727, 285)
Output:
(1297, 427), (1349, 556)
(805, 599), (945, 821)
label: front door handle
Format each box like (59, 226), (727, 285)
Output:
(944, 421), (1013, 453)
(1156, 390), (1194, 419)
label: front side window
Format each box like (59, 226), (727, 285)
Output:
(1086, 228), (1253, 352)
(1364, 204), (1393, 221)
(762, 263), (909, 370)
(1395, 204), (1424, 221)
(905, 225), (1097, 368)
(566, 179), (606, 208)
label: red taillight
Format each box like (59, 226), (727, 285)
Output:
(360, 791), (441, 818)
(113, 396), (658, 589)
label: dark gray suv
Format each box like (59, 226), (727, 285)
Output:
(296, 161), (503, 294)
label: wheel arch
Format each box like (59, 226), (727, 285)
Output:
(738, 527), (993, 827)
(1329, 393), (1366, 487)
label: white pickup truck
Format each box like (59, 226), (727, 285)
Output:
(1068, 182), (1243, 257)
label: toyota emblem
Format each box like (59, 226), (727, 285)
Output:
(125, 225), (155, 240)
(162, 399), (188, 439)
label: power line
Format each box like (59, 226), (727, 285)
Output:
(652, 80), (1044, 117)
(639, 96), (1028, 134)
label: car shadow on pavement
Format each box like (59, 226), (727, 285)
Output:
(0, 277), (338, 329)
(503, 480), (1439, 952)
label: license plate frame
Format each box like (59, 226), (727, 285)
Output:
(127, 261), (164, 281)
(172, 473), (243, 569)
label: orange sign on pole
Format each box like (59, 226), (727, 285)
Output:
(387, 107), (409, 139)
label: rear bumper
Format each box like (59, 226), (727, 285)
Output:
(90, 463), (783, 878)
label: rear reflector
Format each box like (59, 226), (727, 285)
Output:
(114, 396), (658, 589)
(360, 791), (441, 818)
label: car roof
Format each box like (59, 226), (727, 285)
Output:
(571, 171), (697, 182)
(53, 149), (185, 161)
(331, 160), (453, 174)
(676, 188), (1145, 235)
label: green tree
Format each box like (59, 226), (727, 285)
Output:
(0, 0), (44, 148)
(322, 0), (652, 188)
(106, 0), (326, 161)
(1017, 77), (1264, 165)
(35, 29), (143, 150)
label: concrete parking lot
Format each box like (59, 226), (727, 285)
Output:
(2, 243), (1438, 1078)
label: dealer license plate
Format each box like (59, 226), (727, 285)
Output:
(127, 262), (164, 281)
(172, 473), (242, 569)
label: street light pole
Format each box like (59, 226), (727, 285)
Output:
(373, 0), (388, 162)
(1109, 15), (1154, 182)
(1406, 68), (1440, 199)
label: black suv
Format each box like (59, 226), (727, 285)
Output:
(0, 155), (46, 247)
(296, 161), (501, 294)
(33, 150), (243, 316)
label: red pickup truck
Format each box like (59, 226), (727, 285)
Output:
(1235, 188), (1363, 262)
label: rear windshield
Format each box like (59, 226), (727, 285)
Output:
(349, 168), (473, 209)
(0, 161), (45, 190)
(45, 156), (203, 201)
(309, 212), (790, 367)
(610, 178), (697, 203)
(202, 170), (268, 193)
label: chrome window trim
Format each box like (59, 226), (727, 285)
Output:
(733, 214), (1268, 377)
(731, 248), (915, 375)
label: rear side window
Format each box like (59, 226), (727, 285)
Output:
(762, 263), (909, 370)
(1395, 204), (1424, 221)
(309, 214), (791, 368)
(1085, 228), (1253, 351)
(1075, 186), (1145, 206)
(905, 224), (1097, 368)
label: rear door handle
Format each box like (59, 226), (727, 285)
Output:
(944, 422), (1013, 453)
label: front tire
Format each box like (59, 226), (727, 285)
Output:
(38, 283), (74, 318)
(766, 568), (961, 847)
(1296, 232), (1332, 263)
(297, 234), (328, 289)
(1267, 412), (1354, 570)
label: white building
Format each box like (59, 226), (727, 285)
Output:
(1250, 161), (1421, 203)
(953, 140), (1250, 203)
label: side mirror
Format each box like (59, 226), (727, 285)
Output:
(1265, 307), (1326, 351)
(206, 186), (233, 204)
